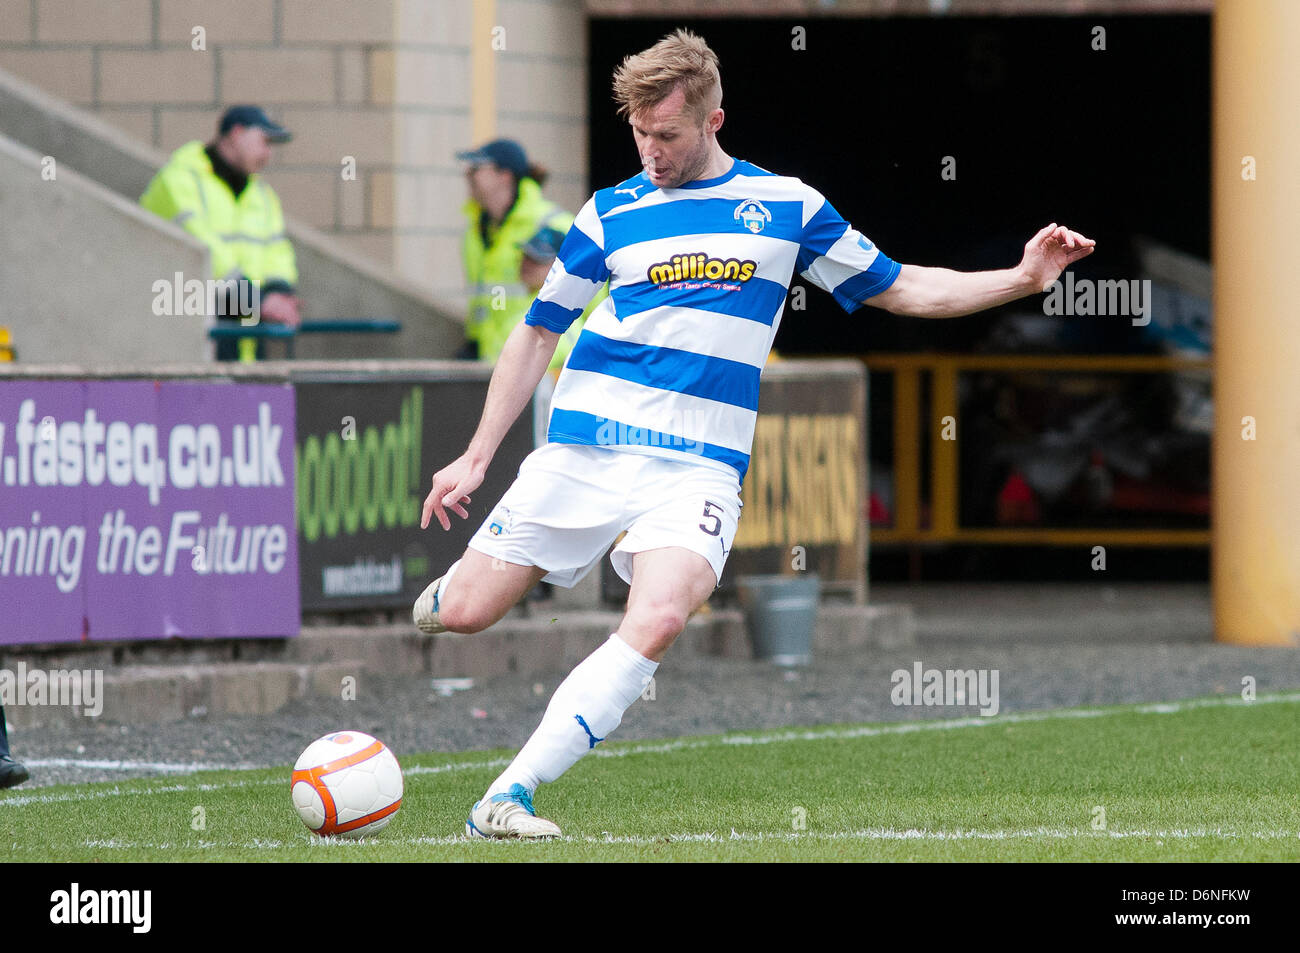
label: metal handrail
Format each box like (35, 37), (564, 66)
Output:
(207, 318), (401, 358)
(845, 352), (1212, 546)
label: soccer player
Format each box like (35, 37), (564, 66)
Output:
(414, 29), (1094, 838)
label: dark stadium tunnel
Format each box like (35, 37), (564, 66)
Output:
(589, 14), (1209, 358)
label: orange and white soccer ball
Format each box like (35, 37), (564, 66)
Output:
(291, 731), (404, 838)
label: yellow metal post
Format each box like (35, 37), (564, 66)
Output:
(931, 359), (959, 540)
(892, 367), (920, 537)
(1213, 0), (1300, 645)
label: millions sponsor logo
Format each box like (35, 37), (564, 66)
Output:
(646, 253), (757, 286)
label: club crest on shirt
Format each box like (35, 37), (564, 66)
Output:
(733, 198), (771, 234)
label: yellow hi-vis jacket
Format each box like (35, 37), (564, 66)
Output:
(140, 141), (297, 360)
(462, 177), (598, 371)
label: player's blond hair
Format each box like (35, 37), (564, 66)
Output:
(611, 29), (722, 126)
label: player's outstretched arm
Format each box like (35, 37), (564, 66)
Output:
(420, 322), (561, 531)
(865, 224), (1096, 318)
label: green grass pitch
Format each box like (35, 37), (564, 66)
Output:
(4, 693), (1299, 862)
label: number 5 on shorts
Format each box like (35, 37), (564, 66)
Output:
(698, 501), (723, 537)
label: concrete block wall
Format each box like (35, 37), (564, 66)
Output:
(0, 133), (212, 364)
(0, 0), (593, 320)
(391, 0), (591, 309)
(0, 67), (465, 362)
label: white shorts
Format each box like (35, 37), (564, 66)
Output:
(468, 443), (743, 589)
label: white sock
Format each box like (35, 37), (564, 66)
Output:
(437, 559), (461, 604)
(485, 633), (657, 799)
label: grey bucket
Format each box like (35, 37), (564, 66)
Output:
(736, 574), (820, 666)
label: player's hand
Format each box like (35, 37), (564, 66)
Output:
(1020, 223), (1096, 292)
(260, 292), (302, 328)
(420, 454), (487, 531)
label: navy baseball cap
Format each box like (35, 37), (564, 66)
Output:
(456, 138), (529, 177)
(521, 226), (566, 262)
(219, 105), (292, 143)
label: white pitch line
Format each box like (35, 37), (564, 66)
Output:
(25, 758), (263, 773)
(0, 827), (1294, 854)
(592, 690), (1300, 758)
(4, 691), (1298, 809)
(404, 756), (511, 776)
(0, 778), (281, 809)
(315, 827), (1300, 847)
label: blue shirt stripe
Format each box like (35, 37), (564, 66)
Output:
(548, 408), (751, 480)
(796, 198), (851, 273)
(596, 172), (653, 216)
(565, 330), (761, 409)
(830, 257), (903, 313)
(611, 274), (789, 326)
(525, 298), (581, 333)
(556, 226), (609, 283)
(602, 198), (805, 256)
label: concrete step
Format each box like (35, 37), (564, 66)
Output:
(288, 602), (915, 677)
(1, 603), (914, 725)
(4, 659), (363, 728)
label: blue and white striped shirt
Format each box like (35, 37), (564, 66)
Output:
(524, 158), (900, 484)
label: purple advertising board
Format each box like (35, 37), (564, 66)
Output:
(0, 380), (298, 644)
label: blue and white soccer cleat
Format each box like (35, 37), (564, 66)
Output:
(465, 784), (561, 839)
(412, 574), (448, 634)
